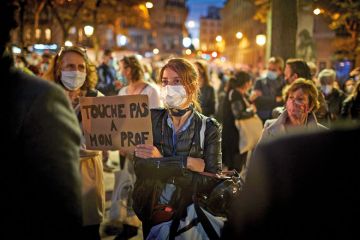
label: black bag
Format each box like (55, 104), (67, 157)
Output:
(197, 170), (244, 217)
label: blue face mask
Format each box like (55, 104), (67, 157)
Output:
(266, 70), (278, 80)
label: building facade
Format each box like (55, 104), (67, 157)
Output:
(199, 6), (222, 53)
(221, 0), (266, 68)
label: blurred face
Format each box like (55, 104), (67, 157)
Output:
(61, 52), (86, 72)
(285, 64), (297, 84)
(286, 88), (311, 124)
(120, 60), (130, 81)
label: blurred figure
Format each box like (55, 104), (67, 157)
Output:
(44, 46), (105, 240)
(258, 78), (326, 145)
(2, 1), (83, 239)
(343, 78), (356, 97)
(307, 61), (318, 85)
(195, 60), (216, 117)
(341, 80), (360, 122)
(284, 58), (312, 85)
(318, 69), (346, 126)
(222, 71), (257, 172)
(250, 57), (284, 123)
(96, 49), (120, 96)
(223, 123), (360, 239)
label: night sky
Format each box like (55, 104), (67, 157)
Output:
(186, 0), (226, 39)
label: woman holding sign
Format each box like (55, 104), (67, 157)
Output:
(133, 58), (222, 238)
(44, 46), (105, 240)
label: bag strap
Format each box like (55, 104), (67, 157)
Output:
(200, 116), (207, 151)
(194, 201), (220, 240)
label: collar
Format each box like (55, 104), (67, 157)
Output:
(166, 111), (194, 134)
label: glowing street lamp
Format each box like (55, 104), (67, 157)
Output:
(236, 32), (243, 40)
(256, 34), (266, 46)
(183, 37), (192, 48)
(187, 20), (196, 28)
(64, 40), (73, 47)
(153, 48), (159, 55)
(215, 35), (222, 42)
(84, 25), (94, 37)
(313, 8), (321, 15)
(145, 2), (153, 9)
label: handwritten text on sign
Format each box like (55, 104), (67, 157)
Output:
(80, 95), (153, 151)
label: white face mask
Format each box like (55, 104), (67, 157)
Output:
(160, 85), (187, 108)
(321, 85), (333, 95)
(61, 71), (86, 91)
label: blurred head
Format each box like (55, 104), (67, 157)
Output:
(285, 58), (312, 84)
(102, 49), (113, 65)
(43, 46), (97, 91)
(194, 60), (210, 87)
(159, 58), (200, 111)
(283, 78), (319, 124)
(229, 71), (252, 92)
(120, 55), (144, 83)
(267, 56), (284, 79)
(344, 78), (356, 95)
(318, 68), (336, 95)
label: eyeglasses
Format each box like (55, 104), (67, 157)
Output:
(57, 46), (87, 58)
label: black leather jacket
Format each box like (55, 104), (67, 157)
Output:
(133, 108), (222, 222)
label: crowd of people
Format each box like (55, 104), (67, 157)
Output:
(4, 1), (360, 239)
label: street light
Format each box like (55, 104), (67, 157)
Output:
(313, 8), (321, 15)
(215, 35), (222, 42)
(64, 40), (73, 47)
(183, 37), (192, 48)
(153, 48), (159, 55)
(256, 34), (266, 46)
(145, 2), (153, 9)
(187, 20), (196, 28)
(236, 32), (243, 40)
(84, 25), (94, 37)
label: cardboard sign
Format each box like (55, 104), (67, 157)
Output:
(80, 95), (153, 152)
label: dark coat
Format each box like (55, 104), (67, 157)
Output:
(200, 85), (216, 117)
(223, 124), (360, 239)
(133, 108), (222, 225)
(2, 55), (83, 239)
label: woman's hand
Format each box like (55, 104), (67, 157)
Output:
(186, 157), (205, 172)
(135, 144), (163, 159)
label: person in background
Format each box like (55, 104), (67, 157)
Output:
(195, 60), (216, 117)
(133, 58), (222, 238)
(44, 46), (105, 240)
(222, 71), (257, 172)
(257, 78), (326, 145)
(2, 1), (83, 239)
(318, 69), (345, 126)
(96, 49), (121, 96)
(250, 56), (284, 123)
(341, 80), (360, 122)
(105, 55), (162, 238)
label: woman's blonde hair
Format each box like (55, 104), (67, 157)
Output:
(43, 46), (98, 90)
(283, 78), (320, 111)
(159, 58), (201, 111)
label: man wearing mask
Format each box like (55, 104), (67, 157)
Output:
(250, 56), (284, 123)
(96, 49), (120, 96)
(318, 69), (345, 125)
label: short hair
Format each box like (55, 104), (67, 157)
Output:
(269, 56), (284, 71)
(159, 58), (201, 111)
(283, 78), (320, 111)
(121, 55), (145, 82)
(318, 69), (336, 85)
(103, 49), (113, 57)
(286, 58), (312, 80)
(307, 61), (317, 78)
(229, 71), (251, 89)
